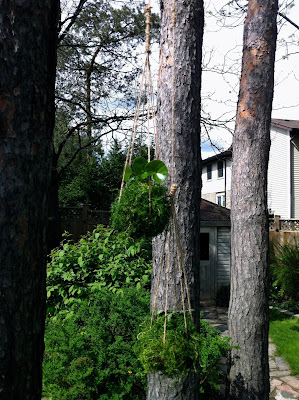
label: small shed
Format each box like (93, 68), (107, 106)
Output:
(200, 199), (231, 300)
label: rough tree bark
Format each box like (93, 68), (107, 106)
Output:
(228, 1), (278, 399)
(0, 1), (59, 398)
(147, 1), (203, 399)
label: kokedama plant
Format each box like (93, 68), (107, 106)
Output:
(134, 312), (232, 393)
(111, 157), (170, 238)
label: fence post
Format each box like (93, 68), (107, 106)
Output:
(82, 204), (89, 234)
(274, 215), (280, 232)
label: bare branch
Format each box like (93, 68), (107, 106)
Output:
(278, 11), (299, 31)
(58, 0), (89, 44)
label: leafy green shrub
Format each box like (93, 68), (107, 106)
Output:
(47, 225), (152, 314)
(111, 180), (170, 238)
(271, 240), (299, 302)
(134, 312), (232, 393)
(216, 285), (230, 307)
(43, 288), (149, 400)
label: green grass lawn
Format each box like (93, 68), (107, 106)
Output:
(269, 308), (299, 375)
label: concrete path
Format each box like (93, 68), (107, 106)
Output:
(200, 302), (299, 400)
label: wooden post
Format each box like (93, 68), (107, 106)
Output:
(82, 204), (89, 235)
(274, 215), (280, 232)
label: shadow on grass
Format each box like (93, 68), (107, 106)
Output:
(269, 308), (292, 322)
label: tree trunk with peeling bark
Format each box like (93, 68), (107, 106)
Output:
(0, 1), (59, 398)
(147, 1), (203, 399)
(228, 1), (278, 399)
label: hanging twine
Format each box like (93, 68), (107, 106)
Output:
(145, 4), (151, 56)
(119, 0), (157, 202)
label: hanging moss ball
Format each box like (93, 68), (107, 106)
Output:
(111, 180), (170, 238)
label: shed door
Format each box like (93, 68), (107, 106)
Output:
(200, 228), (216, 300)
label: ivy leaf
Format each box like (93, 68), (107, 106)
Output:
(124, 165), (132, 182)
(145, 160), (168, 183)
(132, 157), (147, 178)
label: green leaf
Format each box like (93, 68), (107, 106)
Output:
(78, 256), (83, 267)
(95, 232), (100, 239)
(145, 160), (168, 183)
(132, 157), (147, 178)
(140, 171), (149, 180)
(124, 165), (132, 182)
(126, 277), (131, 284)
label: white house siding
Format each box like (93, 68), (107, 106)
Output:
(216, 227), (231, 290)
(291, 135), (299, 218)
(268, 127), (291, 218)
(202, 159), (232, 207)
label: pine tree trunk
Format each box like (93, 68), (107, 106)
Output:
(228, 1), (278, 399)
(0, 1), (59, 398)
(147, 1), (203, 398)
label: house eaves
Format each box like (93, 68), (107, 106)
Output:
(202, 147), (232, 166)
(271, 119), (299, 131)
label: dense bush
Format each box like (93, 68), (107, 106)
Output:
(111, 180), (170, 238)
(47, 225), (152, 314)
(135, 312), (232, 394)
(270, 240), (299, 303)
(43, 288), (150, 400)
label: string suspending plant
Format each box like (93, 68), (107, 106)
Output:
(111, 1), (232, 391)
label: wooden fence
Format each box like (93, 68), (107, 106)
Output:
(60, 205), (110, 242)
(60, 206), (299, 246)
(269, 215), (299, 246)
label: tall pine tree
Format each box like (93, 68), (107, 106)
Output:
(0, 1), (59, 398)
(228, 1), (278, 398)
(147, 1), (203, 398)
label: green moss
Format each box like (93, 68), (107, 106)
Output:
(111, 180), (170, 238)
(134, 312), (232, 393)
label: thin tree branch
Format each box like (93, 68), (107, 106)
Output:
(58, 0), (89, 44)
(278, 11), (299, 31)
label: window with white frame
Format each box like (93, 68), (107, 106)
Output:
(216, 192), (226, 207)
(217, 161), (224, 178)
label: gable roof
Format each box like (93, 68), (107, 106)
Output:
(202, 147), (232, 165)
(271, 119), (299, 131)
(202, 120), (299, 165)
(200, 199), (230, 222)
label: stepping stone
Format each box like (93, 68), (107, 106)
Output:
(275, 390), (298, 399)
(281, 377), (299, 391)
(221, 329), (229, 337)
(205, 319), (221, 324)
(219, 356), (227, 365)
(205, 312), (218, 319)
(275, 357), (290, 371)
(271, 371), (292, 378)
(271, 379), (283, 392)
(217, 307), (228, 313)
(217, 324), (228, 333)
(270, 359), (278, 370)
(269, 343), (276, 357)
(218, 315), (228, 321)
(276, 386), (299, 398)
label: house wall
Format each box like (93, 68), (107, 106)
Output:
(200, 224), (231, 300)
(268, 127), (291, 218)
(202, 191), (231, 209)
(216, 227), (231, 291)
(291, 135), (299, 218)
(202, 159), (232, 208)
